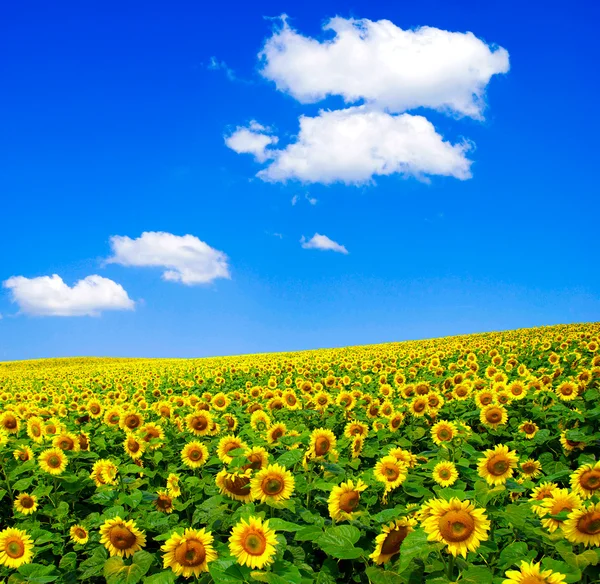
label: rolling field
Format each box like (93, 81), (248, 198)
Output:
(1, 323), (599, 583)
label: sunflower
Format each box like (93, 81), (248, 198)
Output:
(409, 397), (429, 417)
(211, 392), (230, 411)
(350, 436), (365, 459)
(433, 461), (459, 487)
(161, 527), (217, 578)
(222, 414), (238, 432)
(559, 431), (586, 452)
(570, 461), (600, 499)
(119, 410), (144, 432)
(479, 404), (508, 429)
(0, 527), (34, 568)
(38, 447), (68, 476)
(217, 435), (248, 465)
(556, 381), (578, 401)
(123, 434), (145, 460)
(431, 421), (457, 446)
(266, 423), (287, 445)
(422, 497), (490, 557)
(13, 445), (34, 462)
(228, 516), (278, 569)
(519, 420), (538, 439)
(103, 407), (122, 428)
(374, 456), (408, 495)
(78, 431), (90, 451)
(336, 391), (355, 411)
(154, 490), (174, 514)
(250, 463), (295, 504)
(181, 441), (209, 469)
(186, 412), (213, 437)
(69, 525), (89, 545)
(26, 416), (45, 442)
(477, 444), (518, 486)
(309, 428), (337, 459)
(328, 479), (367, 521)
(474, 390), (496, 408)
(563, 502), (600, 547)
(250, 410), (271, 432)
(90, 459), (119, 487)
(388, 447), (418, 468)
(87, 399), (104, 418)
(100, 517), (146, 557)
(344, 421), (369, 439)
(370, 517), (417, 565)
(242, 446), (269, 472)
(388, 412), (405, 432)
(502, 560), (566, 584)
(520, 459), (542, 480)
(529, 482), (559, 516)
(539, 489), (582, 532)
(14, 493), (38, 515)
(216, 469), (253, 502)
(507, 381), (527, 400)
(53, 431), (81, 452)
(138, 423), (165, 449)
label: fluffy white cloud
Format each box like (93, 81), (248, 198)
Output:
(249, 107), (471, 184)
(260, 17), (509, 118)
(301, 233), (348, 254)
(107, 231), (230, 285)
(224, 122), (278, 162)
(3, 274), (135, 316)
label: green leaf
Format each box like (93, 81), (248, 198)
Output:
(104, 551), (154, 584)
(15, 564), (59, 584)
(79, 546), (108, 580)
(142, 571), (176, 584)
(59, 552), (77, 571)
(497, 541), (529, 570)
(266, 518), (302, 532)
(12, 476), (35, 491)
(316, 525), (363, 559)
(294, 525), (323, 542)
(276, 449), (304, 468)
(398, 528), (440, 573)
(365, 567), (404, 584)
(541, 558), (582, 584)
(460, 566), (493, 584)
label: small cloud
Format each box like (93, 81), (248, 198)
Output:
(107, 231), (230, 285)
(300, 233), (348, 254)
(208, 56), (237, 82)
(3, 274), (135, 317)
(305, 193), (318, 205)
(225, 122), (278, 163)
(272, 232), (284, 239)
(291, 195), (299, 206)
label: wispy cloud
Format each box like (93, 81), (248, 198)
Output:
(301, 233), (348, 254)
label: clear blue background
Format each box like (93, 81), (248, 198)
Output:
(1, 0), (598, 360)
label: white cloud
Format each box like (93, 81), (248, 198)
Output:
(224, 122), (278, 162)
(107, 231), (230, 285)
(260, 17), (509, 118)
(305, 193), (317, 205)
(301, 233), (348, 254)
(291, 194), (299, 205)
(3, 274), (135, 317)
(252, 107), (471, 185)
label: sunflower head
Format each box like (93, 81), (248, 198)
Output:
(0, 527), (34, 569)
(228, 516), (278, 569)
(161, 528), (217, 578)
(370, 517), (417, 565)
(38, 447), (68, 476)
(216, 470), (253, 502)
(477, 444), (518, 486)
(503, 560), (567, 584)
(563, 502), (600, 547)
(570, 461), (600, 499)
(250, 463), (295, 504)
(100, 517), (146, 558)
(14, 493), (38, 515)
(328, 479), (367, 521)
(69, 525), (89, 545)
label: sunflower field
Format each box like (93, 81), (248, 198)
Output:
(1, 323), (600, 584)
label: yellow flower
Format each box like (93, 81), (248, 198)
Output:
(250, 410), (271, 432)
(119, 410), (144, 432)
(563, 502), (600, 547)
(181, 441), (209, 469)
(123, 433), (145, 460)
(69, 525), (89, 545)
(0, 412), (20, 434)
(370, 517), (417, 564)
(570, 461), (600, 499)
(520, 459), (542, 479)
(100, 517), (146, 557)
(166, 473), (182, 498)
(154, 490), (174, 514)
(90, 459), (119, 487)
(265, 422), (287, 445)
(432, 461), (459, 487)
(185, 412), (213, 437)
(0, 527), (34, 568)
(161, 528), (217, 578)
(344, 421), (368, 439)
(556, 381), (578, 401)
(38, 447), (68, 476)
(529, 482), (559, 517)
(518, 420), (538, 439)
(26, 416), (45, 442)
(14, 493), (38, 515)
(374, 456), (408, 495)
(479, 404), (508, 429)
(477, 444), (518, 486)
(216, 470), (253, 502)
(559, 430), (586, 452)
(309, 428), (337, 459)
(53, 431), (80, 452)
(211, 392), (230, 411)
(242, 446), (269, 472)
(388, 447), (418, 468)
(502, 560), (566, 584)
(328, 479), (367, 521)
(217, 435), (248, 465)
(228, 516), (277, 569)
(422, 497), (490, 557)
(431, 421), (458, 446)
(250, 463), (295, 504)
(539, 489), (582, 532)
(13, 445), (34, 462)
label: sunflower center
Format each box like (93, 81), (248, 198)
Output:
(439, 469), (451, 480)
(271, 428), (283, 440)
(520, 576), (551, 584)
(480, 394), (493, 405)
(455, 388), (468, 397)
(108, 525), (137, 549)
(18, 451), (29, 461)
(578, 514), (600, 535)
(175, 539), (206, 566)
(413, 401), (426, 412)
(382, 464), (400, 481)
(438, 510), (475, 542)
(4, 416), (17, 429)
(487, 455), (510, 476)
(48, 455), (62, 468)
(523, 424), (536, 434)
(243, 531), (267, 555)
(156, 495), (173, 510)
(125, 416), (141, 429)
(391, 417), (401, 428)
(225, 476), (250, 496)
(60, 438), (75, 450)
(5, 537), (25, 559)
(580, 471), (600, 491)
(75, 528), (87, 539)
(31, 425), (41, 437)
(262, 477), (284, 495)
(20, 496), (34, 509)
(339, 491), (360, 512)
(522, 463), (537, 475)
(437, 429), (452, 441)
(90, 405), (100, 414)
(315, 437), (331, 456)
(486, 408), (502, 423)
(128, 440), (140, 453)
(192, 417), (208, 430)
(380, 526), (409, 555)
(189, 448), (203, 461)
(224, 442), (241, 455)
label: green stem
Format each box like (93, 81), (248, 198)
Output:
(447, 554), (455, 580)
(0, 458), (13, 501)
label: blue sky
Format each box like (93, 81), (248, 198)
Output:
(1, 0), (598, 360)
